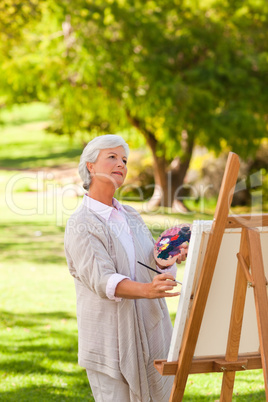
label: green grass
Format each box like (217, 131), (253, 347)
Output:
(0, 103), (52, 125)
(0, 264), (92, 401)
(0, 103), (266, 400)
(0, 103), (83, 170)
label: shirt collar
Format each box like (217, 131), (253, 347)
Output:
(82, 194), (123, 221)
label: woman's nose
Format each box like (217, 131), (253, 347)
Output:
(117, 159), (125, 167)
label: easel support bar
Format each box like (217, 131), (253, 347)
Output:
(214, 359), (248, 372)
(154, 353), (262, 376)
(237, 252), (254, 286)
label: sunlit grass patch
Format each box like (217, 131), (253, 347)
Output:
(0, 102), (267, 400)
(0, 264), (93, 401)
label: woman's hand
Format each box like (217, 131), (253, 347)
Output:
(115, 274), (180, 299)
(176, 241), (188, 264)
(156, 241), (189, 269)
(145, 273), (180, 299)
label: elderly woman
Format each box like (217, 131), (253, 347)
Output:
(64, 135), (186, 402)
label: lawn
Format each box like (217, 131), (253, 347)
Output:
(0, 103), (83, 170)
(0, 103), (266, 401)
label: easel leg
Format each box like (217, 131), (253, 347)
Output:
(168, 153), (240, 402)
(247, 229), (268, 398)
(220, 228), (249, 402)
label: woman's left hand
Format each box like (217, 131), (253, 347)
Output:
(156, 241), (188, 269)
(176, 241), (188, 264)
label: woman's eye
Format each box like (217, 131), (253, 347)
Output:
(123, 159), (127, 165)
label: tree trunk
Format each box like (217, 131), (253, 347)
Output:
(126, 111), (194, 212)
(147, 132), (194, 212)
(169, 154), (193, 213)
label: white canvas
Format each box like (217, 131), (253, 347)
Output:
(168, 222), (268, 362)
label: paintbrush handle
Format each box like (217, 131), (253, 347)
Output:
(137, 261), (182, 285)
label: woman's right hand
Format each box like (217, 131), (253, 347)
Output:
(145, 273), (180, 299)
(115, 274), (180, 300)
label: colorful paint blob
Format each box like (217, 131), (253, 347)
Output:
(154, 224), (192, 267)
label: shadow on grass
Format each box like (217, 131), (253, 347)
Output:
(0, 310), (78, 364)
(0, 310), (266, 401)
(182, 395), (220, 401)
(0, 310), (94, 401)
(0, 149), (82, 170)
(0, 241), (66, 265)
(182, 390), (266, 401)
(1, 310), (75, 328)
(0, 222), (66, 265)
(0, 221), (65, 232)
(0, 386), (93, 402)
(0, 387), (265, 402)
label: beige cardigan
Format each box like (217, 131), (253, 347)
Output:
(64, 202), (174, 402)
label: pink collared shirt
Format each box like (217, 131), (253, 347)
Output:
(83, 195), (176, 301)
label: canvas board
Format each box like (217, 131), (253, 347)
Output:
(168, 222), (268, 362)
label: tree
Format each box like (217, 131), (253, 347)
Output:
(1, 0), (268, 210)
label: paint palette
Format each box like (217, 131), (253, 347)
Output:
(154, 224), (191, 267)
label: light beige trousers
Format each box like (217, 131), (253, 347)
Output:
(86, 369), (131, 402)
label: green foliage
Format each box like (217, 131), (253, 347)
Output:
(55, 0), (268, 159)
(1, 0), (268, 163)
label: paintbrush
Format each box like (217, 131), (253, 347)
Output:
(137, 261), (182, 285)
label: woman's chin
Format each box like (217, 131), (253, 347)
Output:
(111, 175), (125, 187)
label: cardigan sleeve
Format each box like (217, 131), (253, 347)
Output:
(106, 273), (131, 302)
(64, 215), (123, 299)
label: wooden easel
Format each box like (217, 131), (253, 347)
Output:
(154, 152), (268, 401)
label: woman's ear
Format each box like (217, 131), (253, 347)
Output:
(86, 162), (94, 173)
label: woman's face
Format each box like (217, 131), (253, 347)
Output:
(87, 146), (128, 189)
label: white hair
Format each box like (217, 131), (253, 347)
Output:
(78, 134), (130, 190)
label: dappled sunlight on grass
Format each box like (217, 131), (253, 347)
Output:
(1, 104), (267, 401)
(183, 371), (265, 401)
(0, 265), (93, 401)
(0, 104), (82, 168)
(0, 222), (66, 265)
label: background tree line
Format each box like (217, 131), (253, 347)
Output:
(1, 0), (268, 209)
